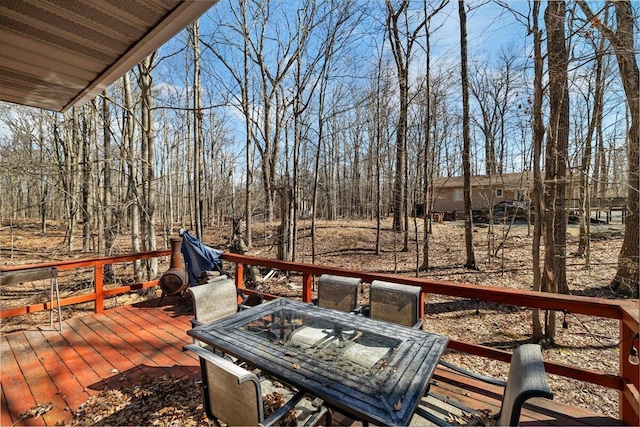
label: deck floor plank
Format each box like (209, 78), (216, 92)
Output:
(1, 383), (13, 427)
(61, 317), (133, 390)
(23, 330), (91, 411)
(104, 308), (198, 378)
(432, 367), (620, 426)
(1, 300), (625, 427)
(67, 315), (149, 387)
(76, 314), (160, 383)
(1, 335), (43, 426)
(40, 328), (103, 393)
(124, 302), (193, 341)
(118, 304), (194, 350)
(91, 311), (181, 368)
(4, 333), (68, 425)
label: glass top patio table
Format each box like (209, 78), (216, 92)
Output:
(188, 297), (448, 426)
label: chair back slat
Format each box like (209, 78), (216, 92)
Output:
(188, 345), (263, 426)
(187, 344), (331, 427)
(369, 280), (421, 328)
(189, 276), (238, 325)
(496, 344), (553, 427)
(317, 274), (361, 313)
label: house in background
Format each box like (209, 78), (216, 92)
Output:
(431, 171), (533, 214)
(428, 170), (627, 223)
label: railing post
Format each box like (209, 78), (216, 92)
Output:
(94, 262), (104, 314)
(235, 262), (244, 290)
(302, 273), (313, 303)
(620, 320), (640, 426)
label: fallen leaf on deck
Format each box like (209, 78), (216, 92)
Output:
(18, 403), (53, 421)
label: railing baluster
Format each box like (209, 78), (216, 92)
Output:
(302, 273), (313, 303)
(235, 262), (244, 290)
(620, 319), (640, 425)
(95, 262), (104, 314)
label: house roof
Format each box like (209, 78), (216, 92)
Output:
(0, 0), (216, 112)
(433, 171), (534, 189)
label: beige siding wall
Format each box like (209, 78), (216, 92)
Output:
(433, 187), (522, 212)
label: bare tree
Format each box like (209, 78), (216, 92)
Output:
(542, 0), (571, 342)
(308, 1), (358, 262)
(386, 0), (427, 252)
(80, 103), (95, 252)
(577, 0), (639, 297)
(420, 0), (449, 271)
(122, 72), (142, 280)
(137, 55), (158, 278)
(530, 0), (545, 341)
(190, 21), (204, 239)
(54, 108), (81, 252)
(469, 51), (518, 177)
(459, 0), (477, 269)
(201, 0), (258, 247)
(576, 18), (607, 259)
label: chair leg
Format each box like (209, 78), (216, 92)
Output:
(156, 292), (166, 307)
(323, 408), (332, 426)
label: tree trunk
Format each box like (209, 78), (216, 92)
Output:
(241, 0), (253, 248)
(386, 0), (421, 240)
(543, 0), (571, 340)
(81, 104), (95, 253)
(459, 0), (477, 270)
(420, 23), (432, 271)
(578, 26), (606, 258)
(102, 91), (116, 282)
(418, 0), (447, 268)
(38, 112), (47, 235)
(530, 0), (544, 341)
(66, 108), (80, 252)
(123, 73), (141, 280)
(191, 21), (204, 240)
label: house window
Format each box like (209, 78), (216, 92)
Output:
(495, 188), (504, 198)
(453, 189), (463, 201)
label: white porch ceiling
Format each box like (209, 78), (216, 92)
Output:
(0, 0), (216, 112)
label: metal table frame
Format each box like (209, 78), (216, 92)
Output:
(188, 298), (448, 426)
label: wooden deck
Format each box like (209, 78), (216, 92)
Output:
(1, 297), (624, 426)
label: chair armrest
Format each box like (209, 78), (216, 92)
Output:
(259, 390), (306, 427)
(190, 319), (203, 328)
(185, 344), (217, 362)
(438, 360), (507, 387)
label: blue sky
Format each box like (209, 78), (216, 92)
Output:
(0, 0), (632, 178)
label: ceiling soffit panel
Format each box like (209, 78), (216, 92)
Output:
(0, 0), (216, 112)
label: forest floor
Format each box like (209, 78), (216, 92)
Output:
(1, 216), (636, 423)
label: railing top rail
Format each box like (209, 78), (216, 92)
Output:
(1, 250), (636, 330)
(221, 252), (637, 324)
(0, 249), (172, 272)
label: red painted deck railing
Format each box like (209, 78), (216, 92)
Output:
(1, 250), (638, 425)
(0, 250), (171, 316)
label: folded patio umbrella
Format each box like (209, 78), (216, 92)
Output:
(179, 230), (226, 287)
